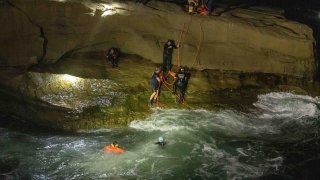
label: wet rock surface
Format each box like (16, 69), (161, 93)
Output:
(0, 53), (318, 131)
(0, 0), (319, 131)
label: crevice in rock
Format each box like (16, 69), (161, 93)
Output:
(55, 41), (111, 62)
(5, 0), (48, 65)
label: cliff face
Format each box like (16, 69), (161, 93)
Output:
(0, 0), (318, 130)
(0, 0), (316, 78)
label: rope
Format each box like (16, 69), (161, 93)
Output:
(156, 13), (206, 107)
(176, 14), (205, 70)
(189, 18), (205, 69)
(176, 15), (193, 69)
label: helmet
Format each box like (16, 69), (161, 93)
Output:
(158, 136), (164, 143)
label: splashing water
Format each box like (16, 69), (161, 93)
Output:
(0, 92), (319, 179)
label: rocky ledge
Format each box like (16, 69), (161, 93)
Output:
(0, 0), (318, 131)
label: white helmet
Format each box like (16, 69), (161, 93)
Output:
(158, 136), (164, 143)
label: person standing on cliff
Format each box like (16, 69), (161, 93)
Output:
(163, 40), (179, 73)
(106, 47), (120, 68)
(204, 0), (214, 15)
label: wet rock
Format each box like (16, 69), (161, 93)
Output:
(0, 0), (319, 131)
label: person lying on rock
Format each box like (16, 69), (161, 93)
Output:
(106, 47), (120, 68)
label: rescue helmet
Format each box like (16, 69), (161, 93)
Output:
(158, 136), (164, 143)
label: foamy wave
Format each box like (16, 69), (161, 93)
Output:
(254, 92), (320, 119)
(129, 109), (195, 132)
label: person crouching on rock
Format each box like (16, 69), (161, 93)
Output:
(106, 47), (120, 68)
(149, 67), (162, 106)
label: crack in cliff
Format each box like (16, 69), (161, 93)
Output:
(56, 41), (110, 62)
(6, 0), (48, 65)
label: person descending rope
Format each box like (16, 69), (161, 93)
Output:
(173, 67), (189, 104)
(149, 67), (162, 106)
(163, 40), (179, 73)
(155, 136), (166, 148)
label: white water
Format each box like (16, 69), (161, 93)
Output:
(0, 92), (319, 179)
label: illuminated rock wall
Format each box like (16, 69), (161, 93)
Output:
(0, 0), (316, 78)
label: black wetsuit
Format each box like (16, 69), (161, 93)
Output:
(163, 41), (177, 72)
(173, 71), (188, 103)
(155, 141), (166, 148)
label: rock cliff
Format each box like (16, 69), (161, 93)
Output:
(0, 0), (318, 130)
(0, 0), (316, 78)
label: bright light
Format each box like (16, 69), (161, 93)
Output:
(101, 4), (117, 17)
(62, 74), (79, 83)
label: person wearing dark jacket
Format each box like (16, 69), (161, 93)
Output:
(205, 0), (214, 15)
(173, 67), (189, 104)
(106, 47), (120, 68)
(149, 67), (162, 106)
(163, 40), (179, 73)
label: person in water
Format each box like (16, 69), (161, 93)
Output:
(111, 141), (119, 148)
(155, 136), (166, 148)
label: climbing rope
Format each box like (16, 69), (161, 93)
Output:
(189, 18), (204, 68)
(176, 15), (193, 69)
(157, 13), (206, 107)
(175, 14), (205, 71)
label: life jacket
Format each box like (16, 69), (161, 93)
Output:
(176, 72), (186, 86)
(151, 71), (160, 86)
(197, 6), (209, 16)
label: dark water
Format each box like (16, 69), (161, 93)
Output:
(1, 92), (320, 179)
